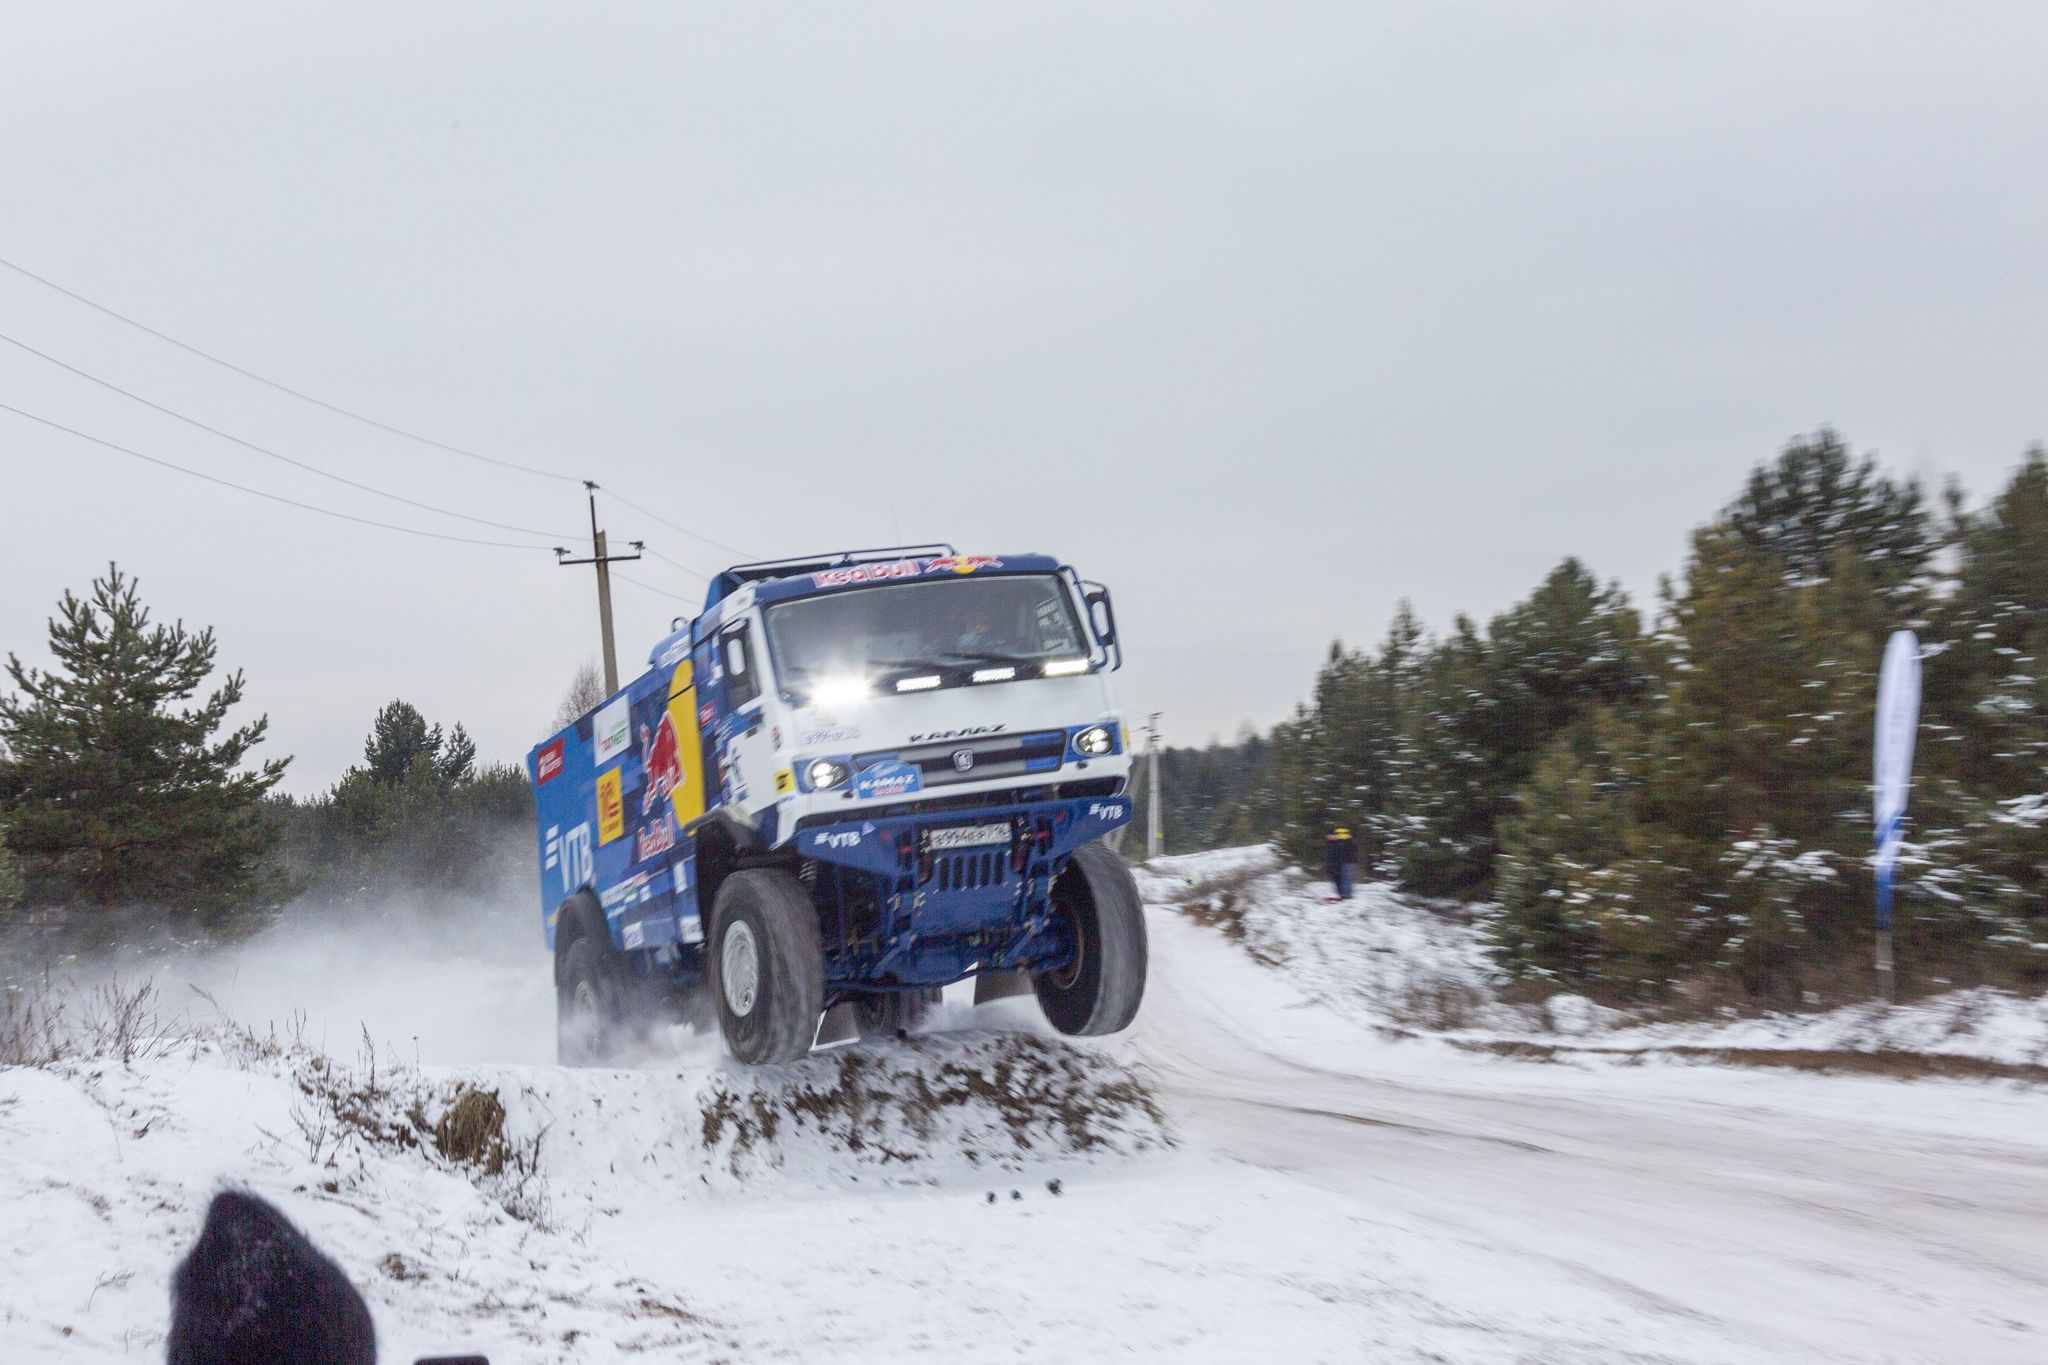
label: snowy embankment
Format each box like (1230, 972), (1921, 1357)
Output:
(1, 996), (1169, 1362)
(7, 857), (2048, 1363)
(1141, 845), (2048, 1073)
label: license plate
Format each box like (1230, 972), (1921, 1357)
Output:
(927, 822), (1010, 851)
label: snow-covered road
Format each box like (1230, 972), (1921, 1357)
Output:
(5, 874), (2045, 1362)
(1130, 905), (2048, 1363)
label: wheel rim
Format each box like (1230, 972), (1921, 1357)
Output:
(567, 980), (601, 1053)
(722, 919), (761, 1017)
(1045, 897), (1087, 991)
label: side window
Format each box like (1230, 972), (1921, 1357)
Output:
(724, 626), (760, 708)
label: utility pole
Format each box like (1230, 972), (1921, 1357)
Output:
(1144, 713), (1163, 861)
(555, 482), (643, 694)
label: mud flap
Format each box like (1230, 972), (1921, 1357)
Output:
(973, 970), (1032, 1005)
(813, 1003), (861, 1049)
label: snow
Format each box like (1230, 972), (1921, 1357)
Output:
(3, 855), (2047, 1361)
(1145, 845), (2048, 1069)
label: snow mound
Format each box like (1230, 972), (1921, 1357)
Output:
(1144, 846), (2048, 1073)
(689, 1033), (1170, 1182)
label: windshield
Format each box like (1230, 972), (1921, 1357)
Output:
(764, 574), (1088, 695)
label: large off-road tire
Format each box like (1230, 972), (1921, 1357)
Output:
(710, 869), (826, 1065)
(1034, 841), (1148, 1036)
(558, 933), (632, 1066)
(853, 987), (942, 1040)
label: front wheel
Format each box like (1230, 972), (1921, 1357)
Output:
(1034, 841), (1148, 1036)
(710, 869), (826, 1065)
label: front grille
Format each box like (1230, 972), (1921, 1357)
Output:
(931, 848), (1008, 892)
(854, 730), (1067, 788)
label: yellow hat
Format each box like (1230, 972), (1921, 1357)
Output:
(1333, 827), (1351, 838)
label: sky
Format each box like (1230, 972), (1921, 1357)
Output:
(3, 2), (2045, 794)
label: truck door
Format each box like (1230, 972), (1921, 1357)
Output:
(713, 622), (777, 816)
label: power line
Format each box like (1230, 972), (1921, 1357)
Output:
(640, 545), (715, 583)
(1, 253), (750, 561)
(0, 402), (553, 551)
(613, 571), (698, 603)
(599, 487), (754, 560)
(0, 253), (581, 483)
(0, 329), (580, 541)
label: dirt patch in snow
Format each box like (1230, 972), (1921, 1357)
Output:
(696, 1033), (1171, 1178)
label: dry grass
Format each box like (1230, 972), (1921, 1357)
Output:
(1168, 861), (1291, 968)
(0, 976), (187, 1067)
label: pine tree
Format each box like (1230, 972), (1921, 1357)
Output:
(0, 565), (289, 915)
(361, 700), (475, 786)
(0, 818), (22, 912)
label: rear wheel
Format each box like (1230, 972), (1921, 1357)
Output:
(710, 869), (826, 1065)
(853, 987), (942, 1040)
(558, 934), (630, 1066)
(1034, 841), (1147, 1036)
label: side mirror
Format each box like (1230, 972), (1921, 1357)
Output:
(1085, 586), (1118, 658)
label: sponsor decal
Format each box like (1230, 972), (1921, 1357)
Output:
(623, 921), (645, 951)
(909, 724), (1005, 744)
(639, 712), (686, 816)
(698, 702), (717, 728)
(600, 873), (649, 914)
(657, 639), (689, 667)
(544, 822), (593, 895)
(813, 559), (920, 588)
(924, 555), (1003, 576)
(635, 813), (676, 862)
(853, 758), (923, 800)
(801, 724), (861, 746)
(597, 769), (624, 845)
(593, 697), (631, 765)
(774, 768), (795, 795)
(678, 912), (705, 945)
(673, 858), (693, 895)
(810, 829), (862, 850)
(1086, 800), (1131, 822)
(535, 738), (565, 785)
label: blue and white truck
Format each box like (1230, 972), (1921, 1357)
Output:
(527, 546), (1146, 1064)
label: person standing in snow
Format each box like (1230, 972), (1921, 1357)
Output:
(1324, 826), (1357, 900)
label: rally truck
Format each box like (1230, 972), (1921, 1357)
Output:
(526, 546), (1146, 1065)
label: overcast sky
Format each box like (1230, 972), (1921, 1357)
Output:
(4, 3), (2045, 793)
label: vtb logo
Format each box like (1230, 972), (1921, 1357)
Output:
(545, 822), (594, 895)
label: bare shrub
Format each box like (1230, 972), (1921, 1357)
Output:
(0, 976), (185, 1067)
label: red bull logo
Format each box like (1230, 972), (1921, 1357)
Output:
(813, 560), (920, 588)
(924, 555), (1003, 576)
(641, 713), (685, 816)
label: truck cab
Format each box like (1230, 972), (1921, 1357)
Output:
(528, 546), (1146, 1064)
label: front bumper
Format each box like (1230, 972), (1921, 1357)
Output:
(794, 793), (1133, 986)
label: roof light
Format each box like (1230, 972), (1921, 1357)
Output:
(1042, 658), (1089, 677)
(972, 666), (1017, 684)
(895, 675), (942, 692)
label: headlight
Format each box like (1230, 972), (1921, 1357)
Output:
(1073, 725), (1114, 757)
(807, 759), (850, 790)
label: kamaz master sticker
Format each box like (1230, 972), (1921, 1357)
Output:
(853, 758), (922, 800)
